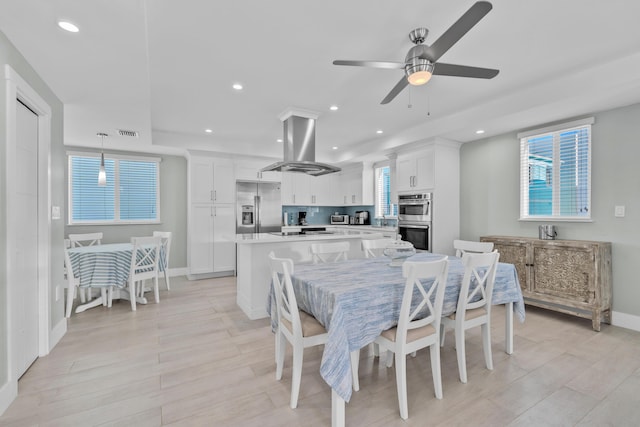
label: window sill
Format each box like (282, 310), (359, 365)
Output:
(518, 217), (592, 223)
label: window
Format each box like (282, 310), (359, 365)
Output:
(68, 153), (160, 224)
(518, 117), (593, 220)
(375, 165), (397, 218)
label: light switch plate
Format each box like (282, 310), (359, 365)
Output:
(52, 205), (61, 220)
(614, 205), (625, 217)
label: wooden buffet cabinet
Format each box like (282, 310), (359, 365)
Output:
(480, 236), (612, 331)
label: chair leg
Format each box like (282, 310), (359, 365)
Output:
(65, 285), (75, 318)
(385, 350), (394, 368)
(163, 270), (171, 291)
(455, 327), (467, 383)
(440, 323), (446, 347)
(350, 350), (360, 392)
(79, 287), (86, 303)
(153, 275), (160, 304)
(275, 330), (285, 380)
(430, 343), (443, 399)
(482, 323), (493, 370)
(290, 342), (304, 409)
(395, 352), (408, 420)
(100, 288), (108, 306)
(129, 280), (137, 311)
(107, 286), (113, 308)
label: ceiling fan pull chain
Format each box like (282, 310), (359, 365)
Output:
(407, 86), (413, 109)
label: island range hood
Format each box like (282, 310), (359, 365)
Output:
(261, 109), (341, 176)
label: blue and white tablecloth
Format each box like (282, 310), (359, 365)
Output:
(68, 243), (166, 289)
(267, 252), (525, 402)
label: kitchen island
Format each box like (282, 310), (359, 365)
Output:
(236, 228), (393, 319)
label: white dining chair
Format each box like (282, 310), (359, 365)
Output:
(310, 241), (350, 264)
(269, 251), (328, 409)
(68, 232), (104, 302)
(453, 239), (494, 258)
(440, 250), (499, 383)
(153, 231), (172, 291)
(127, 236), (161, 311)
(361, 238), (395, 258)
(372, 257), (449, 420)
(63, 246), (81, 318)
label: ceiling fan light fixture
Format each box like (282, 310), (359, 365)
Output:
(406, 60), (434, 86)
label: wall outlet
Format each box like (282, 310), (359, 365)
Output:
(614, 205), (625, 218)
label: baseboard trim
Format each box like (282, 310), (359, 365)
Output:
(611, 311), (640, 332)
(0, 379), (17, 417)
(168, 267), (188, 277)
(49, 318), (67, 352)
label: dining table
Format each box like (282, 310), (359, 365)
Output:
(67, 242), (166, 313)
(267, 252), (525, 427)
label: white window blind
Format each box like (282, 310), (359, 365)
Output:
(69, 154), (160, 224)
(375, 166), (397, 217)
(519, 118), (592, 220)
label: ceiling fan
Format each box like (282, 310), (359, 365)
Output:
(333, 1), (499, 104)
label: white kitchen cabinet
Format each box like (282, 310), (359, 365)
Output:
(188, 154), (236, 278)
(235, 159), (281, 182)
(397, 150), (435, 192)
(189, 204), (236, 276)
(190, 157), (235, 204)
(281, 172), (312, 205)
(340, 165), (374, 206)
(395, 140), (460, 254)
(212, 204), (236, 272)
(189, 204), (215, 274)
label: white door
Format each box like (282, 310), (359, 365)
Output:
(190, 204), (214, 274)
(14, 100), (39, 378)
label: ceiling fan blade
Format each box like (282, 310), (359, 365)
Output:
(433, 62), (499, 79)
(333, 60), (405, 70)
(425, 1), (493, 62)
(381, 77), (409, 104)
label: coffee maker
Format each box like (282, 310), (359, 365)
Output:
(297, 211), (307, 226)
(354, 211), (369, 225)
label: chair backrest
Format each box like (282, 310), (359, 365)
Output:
(153, 231), (172, 270)
(268, 251), (302, 336)
(130, 236), (161, 281)
(68, 232), (103, 248)
(310, 241), (350, 264)
(457, 251), (500, 316)
(396, 258), (449, 343)
(361, 238), (395, 258)
(63, 246), (78, 284)
(453, 239), (494, 258)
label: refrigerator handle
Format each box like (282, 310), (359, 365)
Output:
(255, 195), (261, 233)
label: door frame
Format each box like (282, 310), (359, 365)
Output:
(4, 65), (52, 383)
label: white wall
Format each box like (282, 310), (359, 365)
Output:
(460, 102), (640, 321)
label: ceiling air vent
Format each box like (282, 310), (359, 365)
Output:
(117, 129), (139, 138)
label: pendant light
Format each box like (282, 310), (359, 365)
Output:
(97, 132), (107, 186)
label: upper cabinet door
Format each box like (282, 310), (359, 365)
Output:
(213, 162), (235, 204)
(191, 159), (214, 203)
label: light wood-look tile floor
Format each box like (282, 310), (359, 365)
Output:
(3, 275), (640, 426)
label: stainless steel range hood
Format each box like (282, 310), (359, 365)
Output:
(261, 109), (341, 176)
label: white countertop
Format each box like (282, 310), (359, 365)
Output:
(235, 228), (392, 244)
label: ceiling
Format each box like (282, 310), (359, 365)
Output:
(2, 0), (640, 166)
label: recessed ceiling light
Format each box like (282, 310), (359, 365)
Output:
(57, 20), (79, 33)
(329, 105), (339, 111)
(232, 83), (243, 90)
(476, 129), (485, 134)
(277, 138), (283, 143)
(205, 129), (213, 133)
(332, 146), (338, 150)
(376, 130), (383, 134)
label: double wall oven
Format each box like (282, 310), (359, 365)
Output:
(398, 192), (432, 251)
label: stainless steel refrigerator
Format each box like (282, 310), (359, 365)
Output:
(236, 181), (282, 234)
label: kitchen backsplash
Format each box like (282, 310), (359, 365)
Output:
(282, 205), (397, 227)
